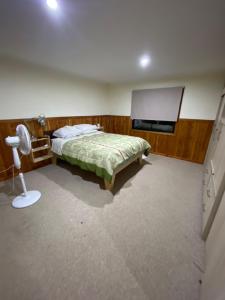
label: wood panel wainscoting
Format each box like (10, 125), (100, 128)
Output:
(107, 116), (214, 164)
(0, 115), (213, 181)
(0, 115), (110, 181)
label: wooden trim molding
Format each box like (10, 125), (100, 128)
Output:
(0, 115), (213, 181)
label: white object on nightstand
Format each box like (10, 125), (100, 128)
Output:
(97, 125), (104, 131)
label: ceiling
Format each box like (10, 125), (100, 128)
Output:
(0, 0), (225, 83)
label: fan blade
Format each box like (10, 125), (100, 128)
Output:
(16, 124), (31, 155)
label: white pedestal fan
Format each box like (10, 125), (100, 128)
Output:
(5, 124), (41, 208)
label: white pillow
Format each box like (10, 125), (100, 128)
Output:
(53, 126), (82, 138)
(73, 124), (97, 131)
(80, 129), (98, 135)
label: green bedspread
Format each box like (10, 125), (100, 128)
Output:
(62, 133), (150, 182)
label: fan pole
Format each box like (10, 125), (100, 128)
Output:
(19, 173), (28, 196)
(12, 146), (21, 169)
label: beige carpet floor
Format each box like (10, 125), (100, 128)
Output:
(0, 154), (204, 300)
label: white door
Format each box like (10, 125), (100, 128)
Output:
(204, 93), (225, 164)
(202, 175), (216, 231)
(202, 94), (225, 239)
(200, 191), (225, 300)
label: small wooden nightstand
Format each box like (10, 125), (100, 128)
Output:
(31, 136), (53, 163)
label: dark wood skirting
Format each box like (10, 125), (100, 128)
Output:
(0, 115), (213, 181)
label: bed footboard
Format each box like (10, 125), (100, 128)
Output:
(104, 151), (144, 191)
(104, 175), (115, 191)
(52, 151), (145, 191)
(52, 153), (58, 164)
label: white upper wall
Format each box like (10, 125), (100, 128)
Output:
(0, 58), (224, 121)
(0, 59), (109, 120)
(108, 75), (225, 120)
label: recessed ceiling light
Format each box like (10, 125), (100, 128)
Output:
(46, 0), (58, 10)
(139, 55), (151, 68)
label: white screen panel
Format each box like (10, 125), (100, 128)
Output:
(131, 87), (184, 121)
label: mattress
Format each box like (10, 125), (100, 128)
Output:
(51, 131), (103, 156)
(52, 132), (150, 182)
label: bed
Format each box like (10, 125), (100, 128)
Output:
(51, 130), (150, 190)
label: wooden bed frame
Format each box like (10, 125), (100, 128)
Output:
(52, 150), (144, 191)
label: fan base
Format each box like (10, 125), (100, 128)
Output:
(12, 191), (41, 208)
